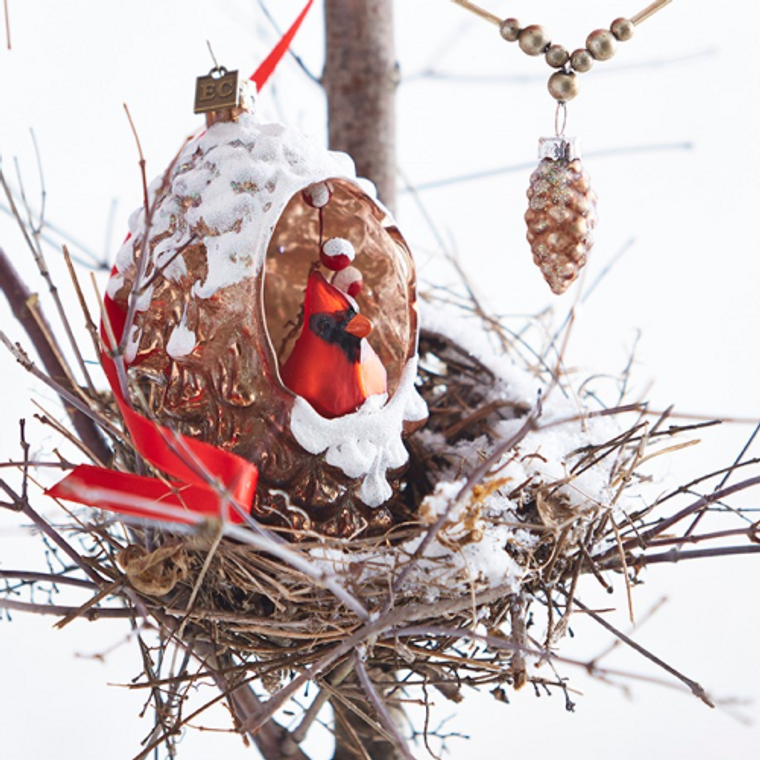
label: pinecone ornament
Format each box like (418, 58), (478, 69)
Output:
(525, 137), (597, 295)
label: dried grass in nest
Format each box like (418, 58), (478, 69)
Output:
(3, 232), (760, 758)
(56, 302), (666, 701)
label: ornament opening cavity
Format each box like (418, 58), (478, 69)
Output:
(263, 178), (418, 404)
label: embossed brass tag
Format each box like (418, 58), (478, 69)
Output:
(194, 67), (240, 114)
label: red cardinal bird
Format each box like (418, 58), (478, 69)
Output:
(280, 270), (387, 418)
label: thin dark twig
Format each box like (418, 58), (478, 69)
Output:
(62, 245), (103, 367)
(568, 595), (714, 707)
(354, 651), (415, 760)
(404, 143), (692, 193)
(606, 545), (760, 569)
(618, 475), (760, 553)
(681, 421), (760, 543)
(3, 0), (9, 49)
(123, 104), (150, 214)
(0, 570), (96, 589)
(0, 249), (111, 462)
(256, 0), (321, 84)
(0, 598), (135, 619)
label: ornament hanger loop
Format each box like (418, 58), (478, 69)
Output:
(206, 39), (221, 71)
(554, 102), (567, 137)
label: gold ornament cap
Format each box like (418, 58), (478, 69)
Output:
(194, 66), (241, 113)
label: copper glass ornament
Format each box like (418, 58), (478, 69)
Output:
(525, 137), (597, 295)
(108, 94), (427, 537)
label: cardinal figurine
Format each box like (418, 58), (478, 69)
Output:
(280, 270), (387, 418)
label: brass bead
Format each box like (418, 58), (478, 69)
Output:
(519, 25), (551, 56)
(611, 17), (635, 41)
(499, 18), (521, 43)
(548, 71), (580, 102)
(586, 29), (617, 61)
(570, 48), (594, 73)
(545, 44), (569, 68)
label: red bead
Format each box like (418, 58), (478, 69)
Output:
(320, 237), (355, 271)
(302, 181), (331, 208)
(332, 266), (363, 297)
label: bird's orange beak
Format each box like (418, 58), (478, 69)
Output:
(345, 313), (373, 339)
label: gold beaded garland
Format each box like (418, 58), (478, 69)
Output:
(570, 48), (594, 74)
(611, 17), (636, 41)
(586, 29), (617, 61)
(499, 17), (520, 42)
(545, 45), (570, 69)
(518, 25), (550, 56)
(452, 0), (672, 293)
(454, 0), (671, 103)
(548, 71), (579, 102)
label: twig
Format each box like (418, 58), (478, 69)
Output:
(618, 475), (760, 554)
(2, 163), (99, 398)
(62, 245), (103, 367)
(0, 478), (106, 585)
(0, 249), (111, 462)
(0, 598), (135, 619)
(256, 0), (320, 84)
(568, 595), (714, 707)
(0, 570), (96, 589)
(289, 660), (354, 746)
(0, 330), (120, 442)
(606, 545), (760, 569)
(354, 651), (415, 760)
(403, 143), (692, 193)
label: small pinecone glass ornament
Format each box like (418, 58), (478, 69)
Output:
(525, 136), (598, 295)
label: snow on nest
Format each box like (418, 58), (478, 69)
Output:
(309, 301), (623, 599)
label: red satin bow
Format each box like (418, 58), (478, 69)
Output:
(47, 0), (315, 524)
(47, 290), (258, 524)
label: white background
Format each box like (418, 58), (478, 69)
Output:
(1, 1), (759, 758)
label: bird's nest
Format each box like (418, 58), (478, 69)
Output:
(2, 256), (759, 760)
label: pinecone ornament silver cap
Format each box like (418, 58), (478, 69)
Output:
(525, 137), (597, 295)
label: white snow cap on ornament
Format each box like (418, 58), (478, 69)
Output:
(108, 111), (366, 301)
(291, 358), (428, 507)
(303, 181), (331, 208)
(322, 237), (355, 263)
(331, 266), (362, 296)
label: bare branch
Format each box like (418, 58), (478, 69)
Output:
(0, 248), (110, 463)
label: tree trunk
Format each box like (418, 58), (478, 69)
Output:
(323, 3), (404, 757)
(322, 0), (398, 213)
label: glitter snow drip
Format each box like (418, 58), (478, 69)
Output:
(525, 136), (598, 295)
(106, 91), (427, 537)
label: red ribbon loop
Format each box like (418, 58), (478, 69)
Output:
(47, 292), (258, 525)
(251, 0), (314, 90)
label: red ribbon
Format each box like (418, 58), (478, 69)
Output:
(47, 2), (317, 522)
(47, 292), (258, 524)
(251, 0), (314, 91)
